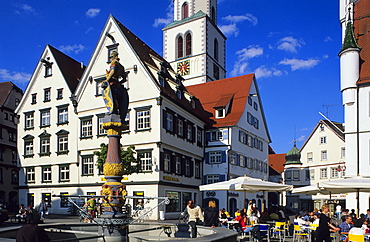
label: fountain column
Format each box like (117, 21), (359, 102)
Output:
(97, 114), (129, 242)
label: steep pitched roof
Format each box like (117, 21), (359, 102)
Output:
(299, 119), (344, 151)
(186, 74), (254, 127)
(0, 81), (22, 107)
(268, 153), (286, 174)
(48, 45), (85, 93)
(111, 16), (209, 123)
(354, 0), (370, 85)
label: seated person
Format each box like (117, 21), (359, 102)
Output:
(16, 204), (27, 223)
(234, 209), (241, 218)
(294, 214), (310, 226)
(269, 209), (280, 221)
(339, 215), (354, 241)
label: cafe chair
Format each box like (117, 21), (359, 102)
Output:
(293, 224), (309, 242)
(271, 221), (286, 242)
(348, 234), (365, 242)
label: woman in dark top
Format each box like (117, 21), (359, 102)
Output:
(316, 205), (340, 242)
(204, 200), (219, 227)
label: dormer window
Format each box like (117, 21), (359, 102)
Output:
(216, 108), (225, 119)
(106, 43), (119, 63)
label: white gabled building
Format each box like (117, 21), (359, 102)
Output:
(16, 45), (85, 211)
(188, 74), (271, 213)
(16, 15), (208, 219)
(284, 120), (346, 212)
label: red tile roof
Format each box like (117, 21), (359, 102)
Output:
(354, 0), (370, 85)
(268, 154), (286, 174)
(186, 74), (254, 127)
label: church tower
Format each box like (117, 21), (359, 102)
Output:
(163, 0), (226, 86)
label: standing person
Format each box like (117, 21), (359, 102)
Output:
(16, 210), (50, 242)
(203, 200), (219, 228)
(316, 205), (340, 242)
(184, 200), (203, 238)
(336, 204), (342, 219)
(365, 209), (370, 220)
(85, 197), (96, 221)
(38, 200), (48, 221)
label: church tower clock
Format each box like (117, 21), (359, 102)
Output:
(163, 0), (226, 86)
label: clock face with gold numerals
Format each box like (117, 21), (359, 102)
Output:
(177, 60), (190, 76)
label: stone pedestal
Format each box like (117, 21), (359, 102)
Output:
(98, 114), (129, 241)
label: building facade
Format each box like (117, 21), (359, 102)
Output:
(0, 82), (23, 211)
(188, 74), (271, 213)
(284, 120), (346, 213)
(339, 0), (370, 213)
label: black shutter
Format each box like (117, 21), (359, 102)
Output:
(159, 152), (164, 171)
(190, 159), (194, 177)
(171, 153), (176, 174)
(181, 156), (186, 176)
(162, 109), (167, 130)
(192, 126), (196, 143)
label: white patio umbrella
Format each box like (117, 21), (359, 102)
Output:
(319, 176), (370, 215)
(292, 183), (330, 195)
(199, 176), (292, 211)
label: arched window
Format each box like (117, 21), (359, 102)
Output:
(182, 2), (189, 19)
(214, 38), (218, 61)
(211, 6), (216, 22)
(186, 33), (192, 56)
(177, 36), (184, 58)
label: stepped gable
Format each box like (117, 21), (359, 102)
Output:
(48, 45), (85, 93)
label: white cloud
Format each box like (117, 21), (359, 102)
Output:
(296, 135), (306, 142)
(85, 27), (94, 34)
(14, 3), (37, 15)
(153, 2), (174, 27)
(254, 66), (284, 79)
(223, 14), (257, 25)
(86, 8), (100, 18)
(230, 45), (263, 76)
(59, 44), (85, 54)
(324, 36), (332, 42)
(277, 36), (305, 53)
(279, 58), (320, 71)
(219, 13), (257, 37)
(0, 69), (31, 84)
(219, 24), (239, 37)
(236, 46), (263, 61)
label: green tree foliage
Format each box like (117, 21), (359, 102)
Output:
(94, 143), (140, 175)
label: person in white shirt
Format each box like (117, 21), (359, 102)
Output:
(184, 200), (203, 238)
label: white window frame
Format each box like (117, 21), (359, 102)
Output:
(185, 159), (190, 176)
(194, 162), (200, 178)
(310, 169), (315, 179)
(25, 140), (34, 155)
(207, 174), (219, 184)
(166, 113), (173, 132)
(137, 109), (150, 130)
(230, 153), (237, 165)
(81, 119), (93, 137)
(58, 136), (68, 152)
(293, 170), (300, 181)
(209, 151), (221, 164)
(187, 125), (192, 140)
(42, 167), (52, 182)
(177, 119), (183, 136)
(25, 112), (34, 129)
(321, 150), (327, 161)
(307, 152), (313, 162)
(164, 153), (171, 172)
(330, 167), (339, 178)
(320, 136), (327, 144)
(139, 151), (152, 172)
(98, 116), (107, 136)
(341, 147), (345, 159)
(26, 167), (35, 183)
(210, 131), (222, 141)
(82, 156), (94, 175)
(60, 166), (70, 181)
(58, 107), (68, 124)
(41, 110), (50, 126)
(40, 138), (50, 154)
(320, 168), (328, 179)
(175, 156), (181, 174)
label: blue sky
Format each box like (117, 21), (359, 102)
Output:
(0, 0), (342, 154)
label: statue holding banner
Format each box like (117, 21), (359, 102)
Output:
(101, 51), (129, 123)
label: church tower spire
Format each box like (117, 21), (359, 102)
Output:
(163, 0), (226, 86)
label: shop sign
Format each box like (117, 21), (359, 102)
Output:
(206, 191), (216, 197)
(228, 192), (239, 197)
(163, 176), (180, 182)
